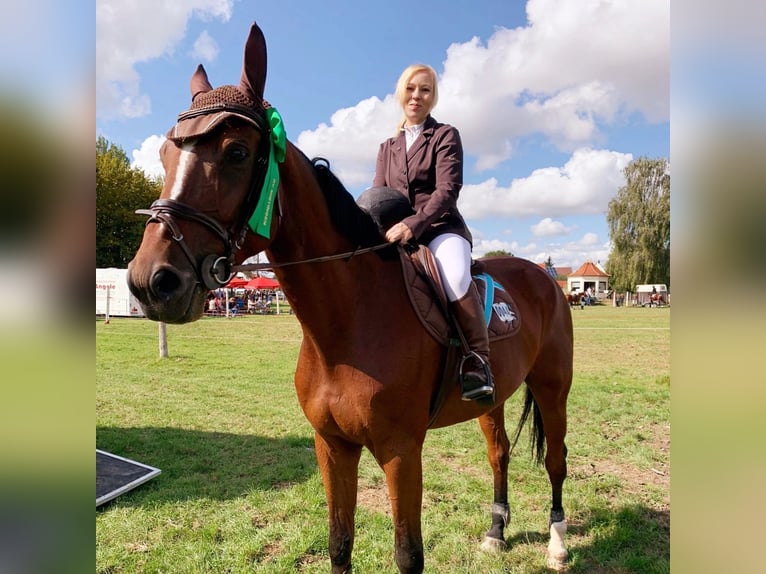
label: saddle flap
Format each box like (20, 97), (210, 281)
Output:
(400, 246), (521, 346)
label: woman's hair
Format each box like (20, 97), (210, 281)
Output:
(393, 64), (439, 135)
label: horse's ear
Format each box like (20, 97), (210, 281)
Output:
(239, 22), (267, 102)
(190, 64), (213, 102)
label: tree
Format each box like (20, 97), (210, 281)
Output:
(484, 249), (513, 257)
(96, 136), (163, 268)
(605, 157), (670, 292)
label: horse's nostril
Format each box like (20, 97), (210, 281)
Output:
(151, 268), (182, 300)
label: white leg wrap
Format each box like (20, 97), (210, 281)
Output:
(546, 520), (568, 569)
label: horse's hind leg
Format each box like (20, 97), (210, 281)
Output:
(478, 405), (511, 552)
(314, 432), (363, 574)
(526, 376), (571, 570)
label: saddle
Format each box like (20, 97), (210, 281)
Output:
(398, 245), (521, 424)
(400, 245), (521, 347)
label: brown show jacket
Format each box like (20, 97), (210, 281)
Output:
(373, 115), (472, 246)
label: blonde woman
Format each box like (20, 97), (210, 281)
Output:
(373, 64), (493, 402)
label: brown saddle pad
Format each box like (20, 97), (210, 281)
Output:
(400, 246), (521, 346)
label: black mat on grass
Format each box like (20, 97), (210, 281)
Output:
(96, 449), (161, 506)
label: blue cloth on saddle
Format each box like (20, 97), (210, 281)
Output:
(473, 273), (506, 325)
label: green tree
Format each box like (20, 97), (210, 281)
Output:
(605, 157), (670, 292)
(484, 249), (513, 257)
(96, 136), (162, 267)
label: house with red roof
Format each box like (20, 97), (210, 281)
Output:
(566, 260), (610, 296)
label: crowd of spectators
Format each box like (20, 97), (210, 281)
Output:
(205, 289), (278, 316)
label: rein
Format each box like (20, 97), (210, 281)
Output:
(233, 242), (392, 272)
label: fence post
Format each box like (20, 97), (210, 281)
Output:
(105, 285), (112, 324)
(159, 322), (168, 358)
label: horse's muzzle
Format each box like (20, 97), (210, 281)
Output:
(127, 260), (206, 324)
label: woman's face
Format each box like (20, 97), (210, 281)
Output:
(402, 71), (434, 126)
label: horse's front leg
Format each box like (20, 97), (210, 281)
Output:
(478, 406), (511, 552)
(377, 438), (425, 574)
(314, 432), (363, 574)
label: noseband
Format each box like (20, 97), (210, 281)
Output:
(136, 103), (272, 290)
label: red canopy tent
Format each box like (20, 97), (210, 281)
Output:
(225, 277), (249, 289)
(245, 276), (280, 289)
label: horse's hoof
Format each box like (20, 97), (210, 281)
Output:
(546, 520), (568, 570)
(545, 551), (568, 571)
(480, 536), (506, 553)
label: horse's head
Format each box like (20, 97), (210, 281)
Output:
(128, 23), (280, 323)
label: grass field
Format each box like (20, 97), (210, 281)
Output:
(96, 305), (670, 573)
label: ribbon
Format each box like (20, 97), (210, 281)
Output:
(249, 106), (286, 238)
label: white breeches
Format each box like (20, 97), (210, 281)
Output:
(427, 233), (472, 302)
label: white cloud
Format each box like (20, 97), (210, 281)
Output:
(96, 0), (233, 119)
(293, 0), (667, 181)
(531, 217), (574, 237)
(472, 238), (533, 258)
(98, 0), (667, 272)
(191, 30), (219, 63)
(458, 148), (632, 219)
(131, 135), (166, 179)
(523, 232), (611, 269)
(295, 96), (400, 188)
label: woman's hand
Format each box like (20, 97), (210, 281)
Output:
(385, 222), (414, 245)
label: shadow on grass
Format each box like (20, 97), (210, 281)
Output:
(96, 426), (317, 508)
(505, 504), (669, 573)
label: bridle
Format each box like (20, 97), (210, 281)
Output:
(136, 102), (273, 290)
(138, 112), (394, 287)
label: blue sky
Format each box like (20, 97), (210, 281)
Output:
(96, 0), (670, 269)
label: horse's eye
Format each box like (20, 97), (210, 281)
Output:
(225, 145), (249, 164)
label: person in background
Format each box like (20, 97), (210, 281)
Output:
(372, 63), (493, 402)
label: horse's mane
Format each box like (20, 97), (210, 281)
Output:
(308, 156), (396, 258)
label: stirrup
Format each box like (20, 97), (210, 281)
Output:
(459, 351), (495, 402)
(461, 384), (495, 401)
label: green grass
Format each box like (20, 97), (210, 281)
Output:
(97, 306), (669, 573)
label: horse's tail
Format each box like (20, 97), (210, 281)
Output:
(511, 385), (546, 466)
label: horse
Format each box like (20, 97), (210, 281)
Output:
(566, 291), (586, 309)
(127, 22), (573, 573)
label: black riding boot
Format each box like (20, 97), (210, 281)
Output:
(450, 283), (495, 402)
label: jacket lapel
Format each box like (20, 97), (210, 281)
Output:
(406, 116), (435, 161)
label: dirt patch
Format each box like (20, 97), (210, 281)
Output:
(294, 551), (324, 571)
(571, 421), (670, 511)
(584, 458), (669, 496)
(435, 451), (489, 482)
(246, 541), (284, 565)
(357, 480), (391, 516)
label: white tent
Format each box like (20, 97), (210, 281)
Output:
(96, 268), (144, 318)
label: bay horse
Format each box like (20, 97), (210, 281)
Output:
(649, 291), (664, 307)
(566, 291), (586, 309)
(127, 22), (573, 573)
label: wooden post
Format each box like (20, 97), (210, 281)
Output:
(158, 322), (168, 358)
(105, 285), (111, 324)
